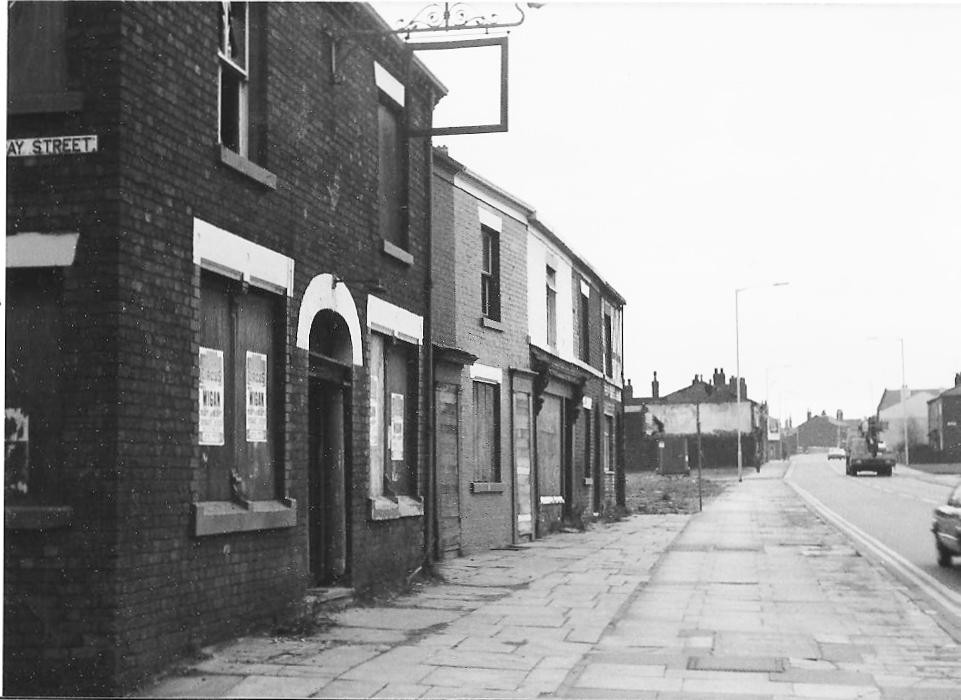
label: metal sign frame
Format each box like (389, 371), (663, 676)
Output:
(407, 36), (509, 137)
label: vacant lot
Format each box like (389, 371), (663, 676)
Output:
(625, 469), (739, 514)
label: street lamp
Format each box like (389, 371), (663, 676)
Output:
(867, 336), (909, 467)
(736, 282), (789, 482)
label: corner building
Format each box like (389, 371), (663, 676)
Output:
(5, 2), (443, 694)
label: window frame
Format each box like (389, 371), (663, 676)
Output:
(545, 265), (557, 347)
(471, 379), (501, 485)
(368, 331), (423, 517)
(578, 286), (590, 363)
(481, 225), (501, 321)
(376, 89), (410, 251)
(218, 1), (250, 157)
(603, 312), (613, 377)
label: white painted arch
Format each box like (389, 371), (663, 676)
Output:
(296, 273), (363, 367)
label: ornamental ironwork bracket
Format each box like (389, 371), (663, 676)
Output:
(389, 2), (535, 39)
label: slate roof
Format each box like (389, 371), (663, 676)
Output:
(877, 388), (945, 413)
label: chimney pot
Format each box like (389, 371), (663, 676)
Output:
(652, 371), (660, 399)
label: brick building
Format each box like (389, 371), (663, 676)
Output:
(5, 3), (444, 694)
(623, 369), (762, 471)
(431, 148), (534, 554)
(795, 410), (858, 451)
(875, 387), (943, 450)
(928, 374), (961, 460)
(526, 217), (627, 533)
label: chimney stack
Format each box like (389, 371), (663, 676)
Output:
(836, 409), (843, 420)
(807, 410), (812, 422)
(739, 377), (747, 398)
(719, 367), (726, 386)
(955, 372), (961, 387)
(624, 379), (634, 401)
(651, 371), (659, 399)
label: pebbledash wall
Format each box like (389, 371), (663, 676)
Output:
(5, 3), (443, 695)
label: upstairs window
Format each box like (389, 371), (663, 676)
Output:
(7, 2), (81, 113)
(545, 265), (557, 347)
(604, 413), (615, 472)
(218, 2), (266, 162)
(377, 95), (409, 249)
(603, 312), (613, 377)
(578, 286), (590, 362)
(481, 226), (501, 321)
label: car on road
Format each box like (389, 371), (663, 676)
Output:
(827, 447), (846, 461)
(844, 435), (895, 477)
(933, 481), (961, 567)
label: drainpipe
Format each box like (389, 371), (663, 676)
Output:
(422, 95), (437, 571)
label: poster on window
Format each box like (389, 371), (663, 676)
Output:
(390, 392), (405, 461)
(199, 347), (225, 446)
(246, 351), (268, 443)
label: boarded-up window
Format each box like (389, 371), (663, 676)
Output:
(472, 381), (500, 483)
(369, 333), (417, 497)
(8, 2), (68, 99)
(537, 395), (562, 497)
(5, 269), (66, 503)
(199, 273), (281, 502)
(378, 96), (408, 248)
(604, 413), (615, 472)
(582, 408), (592, 477)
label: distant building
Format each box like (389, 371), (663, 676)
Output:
(928, 374), (961, 460)
(876, 387), (944, 450)
(624, 368), (761, 472)
(795, 411), (860, 450)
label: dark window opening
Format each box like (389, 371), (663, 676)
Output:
(5, 268), (66, 504)
(378, 96), (409, 249)
(481, 226), (501, 321)
(472, 381), (501, 483)
(546, 266), (557, 347)
(603, 313), (613, 377)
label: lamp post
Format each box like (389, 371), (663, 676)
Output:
(868, 336), (909, 467)
(736, 282), (789, 482)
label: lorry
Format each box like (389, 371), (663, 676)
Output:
(845, 416), (895, 477)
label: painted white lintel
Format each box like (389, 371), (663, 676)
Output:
(193, 218), (294, 296)
(367, 295), (423, 345)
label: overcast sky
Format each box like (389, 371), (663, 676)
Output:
(377, 1), (961, 426)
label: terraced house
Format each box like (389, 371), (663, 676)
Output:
(431, 148), (627, 549)
(5, 2), (444, 693)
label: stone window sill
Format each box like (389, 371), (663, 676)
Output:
(8, 91), (84, 115)
(582, 477), (593, 486)
(5, 505), (73, 530)
(470, 481), (505, 494)
(217, 145), (278, 189)
(480, 317), (504, 332)
(539, 495), (565, 505)
(370, 495), (423, 521)
(193, 498), (296, 536)
(382, 239), (414, 266)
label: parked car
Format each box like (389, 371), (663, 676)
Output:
(827, 447), (846, 460)
(932, 481), (961, 567)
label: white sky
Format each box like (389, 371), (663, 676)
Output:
(376, 1), (961, 426)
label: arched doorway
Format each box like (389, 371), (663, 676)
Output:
(307, 309), (353, 585)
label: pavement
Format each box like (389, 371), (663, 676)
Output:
(137, 460), (961, 698)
